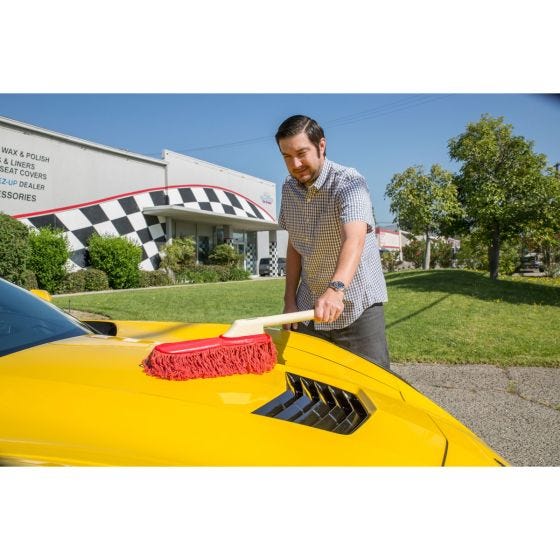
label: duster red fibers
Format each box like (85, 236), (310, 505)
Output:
(143, 333), (277, 380)
(142, 310), (315, 381)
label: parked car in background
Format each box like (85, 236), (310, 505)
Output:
(518, 253), (545, 273)
(259, 257), (286, 276)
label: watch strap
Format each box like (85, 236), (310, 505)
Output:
(328, 280), (346, 292)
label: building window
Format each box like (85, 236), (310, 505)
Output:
(198, 236), (210, 264)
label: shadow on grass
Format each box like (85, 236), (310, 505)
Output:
(385, 294), (451, 330)
(385, 269), (560, 307)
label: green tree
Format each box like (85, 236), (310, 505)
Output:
(430, 239), (454, 268)
(0, 213), (31, 285)
(208, 243), (242, 266)
(385, 164), (462, 269)
(448, 114), (559, 280)
(88, 234), (142, 289)
(456, 233), (522, 275)
(160, 237), (196, 274)
(402, 238), (425, 268)
(455, 234), (488, 271)
(519, 170), (560, 275)
(28, 227), (70, 293)
(380, 250), (399, 272)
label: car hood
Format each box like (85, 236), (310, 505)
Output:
(0, 320), (505, 466)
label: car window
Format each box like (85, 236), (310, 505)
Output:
(0, 279), (90, 357)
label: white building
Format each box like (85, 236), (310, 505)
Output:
(0, 116), (286, 274)
(375, 226), (407, 260)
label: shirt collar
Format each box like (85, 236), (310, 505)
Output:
(310, 158), (330, 190)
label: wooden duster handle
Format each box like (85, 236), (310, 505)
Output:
(223, 310), (315, 337)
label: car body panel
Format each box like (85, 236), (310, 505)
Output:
(0, 280), (509, 466)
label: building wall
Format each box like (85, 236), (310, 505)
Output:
(164, 150), (276, 219)
(1, 117), (279, 272)
(376, 227), (401, 250)
(1, 118), (166, 217)
(257, 230), (288, 259)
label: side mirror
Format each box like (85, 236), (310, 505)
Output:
(30, 289), (53, 303)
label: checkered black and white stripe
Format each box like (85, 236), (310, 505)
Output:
(18, 185), (274, 271)
(246, 243), (256, 275)
(168, 186), (271, 222)
(269, 240), (278, 276)
(278, 159), (388, 330)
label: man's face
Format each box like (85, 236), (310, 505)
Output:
(278, 132), (326, 187)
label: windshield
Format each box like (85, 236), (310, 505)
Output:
(0, 279), (90, 357)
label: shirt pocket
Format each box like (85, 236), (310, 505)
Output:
(315, 197), (342, 245)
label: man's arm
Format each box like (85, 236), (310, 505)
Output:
(314, 220), (367, 323)
(283, 239), (303, 329)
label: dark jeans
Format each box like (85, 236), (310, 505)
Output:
(297, 303), (391, 370)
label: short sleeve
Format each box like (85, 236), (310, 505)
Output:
(338, 173), (375, 233)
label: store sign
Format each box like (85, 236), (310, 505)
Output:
(0, 144), (51, 207)
(260, 193), (273, 205)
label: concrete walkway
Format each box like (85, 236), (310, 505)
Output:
(392, 363), (560, 466)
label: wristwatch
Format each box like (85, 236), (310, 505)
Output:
(328, 280), (346, 293)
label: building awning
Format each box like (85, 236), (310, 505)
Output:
(143, 205), (282, 232)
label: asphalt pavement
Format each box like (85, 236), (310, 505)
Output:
(391, 363), (560, 466)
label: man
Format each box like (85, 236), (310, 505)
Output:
(276, 114), (390, 369)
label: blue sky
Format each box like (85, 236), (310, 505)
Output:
(1, 93), (559, 225)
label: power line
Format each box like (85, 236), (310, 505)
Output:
(327, 94), (453, 128)
(168, 134), (272, 153)
(324, 94), (442, 127)
(144, 94), (452, 157)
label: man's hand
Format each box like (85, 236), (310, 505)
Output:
(315, 289), (345, 323)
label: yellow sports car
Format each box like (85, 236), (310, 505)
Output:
(0, 277), (508, 466)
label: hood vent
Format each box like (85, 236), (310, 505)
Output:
(253, 372), (372, 435)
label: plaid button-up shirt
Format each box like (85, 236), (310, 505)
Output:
(278, 158), (388, 330)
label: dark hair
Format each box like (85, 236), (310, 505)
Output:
(275, 115), (326, 157)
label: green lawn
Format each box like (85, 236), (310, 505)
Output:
(53, 270), (560, 367)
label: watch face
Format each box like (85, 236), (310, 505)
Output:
(329, 281), (345, 291)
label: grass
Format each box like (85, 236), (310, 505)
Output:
(54, 280), (286, 323)
(53, 270), (560, 367)
(382, 270), (560, 366)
